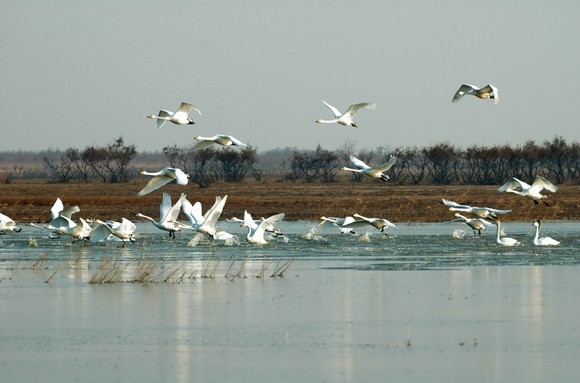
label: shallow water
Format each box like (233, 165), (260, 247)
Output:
(1, 221), (579, 382)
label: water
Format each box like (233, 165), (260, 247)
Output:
(1, 221), (579, 382)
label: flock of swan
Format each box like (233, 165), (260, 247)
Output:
(0, 86), (567, 248)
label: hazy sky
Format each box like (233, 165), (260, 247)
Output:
(2, 1), (579, 153)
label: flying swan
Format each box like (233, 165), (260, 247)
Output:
(147, 102), (201, 128)
(452, 84), (499, 104)
(497, 175), (558, 205)
(340, 155), (397, 182)
(315, 100), (376, 128)
(0, 213), (22, 234)
(137, 167), (190, 196)
(442, 199), (511, 219)
(192, 134), (248, 151)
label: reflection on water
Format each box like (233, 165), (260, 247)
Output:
(0, 222), (579, 382)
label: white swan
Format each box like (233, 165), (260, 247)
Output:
(315, 100), (376, 128)
(179, 194), (229, 239)
(244, 211), (285, 244)
(442, 199), (511, 219)
(227, 216), (284, 237)
(192, 134), (247, 151)
(137, 167), (190, 196)
(532, 219), (560, 246)
(147, 102), (201, 128)
(92, 218), (137, 243)
(446, 213), (493, 237)
(353, 213), (396, 234)
(136, 192), (183, 238)
(0, 213), (22, 234)
(55, 216), (92, 242)
(494, 220), (520, 246)
(452, 84), (499, 104)
(497, 175), (558, 205)
(341, 155), (397, 182)
(320, 215), (370, 235)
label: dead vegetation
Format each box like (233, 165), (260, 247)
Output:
(1, 179), (579, 223)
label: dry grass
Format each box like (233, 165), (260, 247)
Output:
(1, 179), (578, 223)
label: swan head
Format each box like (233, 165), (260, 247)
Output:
(146, 114), (156, 119)
(315, 119), (322, 123)
(138, 170), (146, 175)
(194, 135), (202, 140)
(339, 167), (349, 171)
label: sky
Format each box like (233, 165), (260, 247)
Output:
(2, 1), (580, 153)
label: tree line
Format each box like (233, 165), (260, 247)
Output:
(1, 136), (578, 186)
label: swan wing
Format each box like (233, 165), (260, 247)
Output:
(532, 176), (558, 193)
(480, 84), (499, 104)
(162, 196), (183, 224)
(372, 155), (397, 172)
(191, 140), (215, 151)
(344, 102), (376, 118)
(226, 135), (247, 147)
(155, 110), (172, 129)
(254, 213), (285, 241)
(498, 177), (530, 192)
(159, 193), (172, 221)
(349, 155), (371, 170)
(0, 213), (15, 226)
(60, 205), (80, 219)
(138, 174), (175, 196)
(174, 168), (189, 185)
(50, 198), (64, 220)
(176, 102), (201, 116)
(452, 84), (478, 103)
(119, 218), (137, 233)
(199, 195), (228, 232)
(484, 207), (512, 215)
(321, 100), (343, 118)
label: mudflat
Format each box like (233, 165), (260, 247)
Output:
(0, 179), (578, 223)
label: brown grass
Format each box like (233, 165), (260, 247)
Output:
(1, 178), (578, 223)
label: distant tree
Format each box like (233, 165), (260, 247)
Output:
(43, 147), (78, 183)
(423, 143), (458, 184)
(215, 146), (258, 182)
(83, 137), (137, 183)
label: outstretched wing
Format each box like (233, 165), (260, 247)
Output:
(191, 139), (215, 151)
(155, 110), (172, 129)
(176, 102), (201, 116)
(532, 176), (558, 193)
(498, 177), (530, 192)
(344, 102), (376, 118)
(372, 155), (397, 172)
(137, 174), (175, 196)
(452, 84), (477, 103)
(226, 135), (247, 147)
(321, 100), (343, 118)
(349, 155), (370, 170)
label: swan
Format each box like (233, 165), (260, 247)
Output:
(315, 100), (376, 128)
(55, 216), (92, 242)
(320, 216), (371, 235)
(192, 134), (247, 151)
(532, 219), (560, 246)
(137, 167), (190, 196)
(446, 213), (493, 237)
(442, 199), (511, 219)
(147, 102), (201, 128)
(497, 175), (558, 205)
(136, 192), (183, 238)
(179, 194), (229, 239)
(227, 216), (284, 237)
(452, 84), (499, 104)
(0, 213), (22, 234)
(494, 220), (520, 246)
(341, 155), (397, 182)
(353, 213), (396, 234)
(244, 211), (285, 244)
(92, 218), (137, 243)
